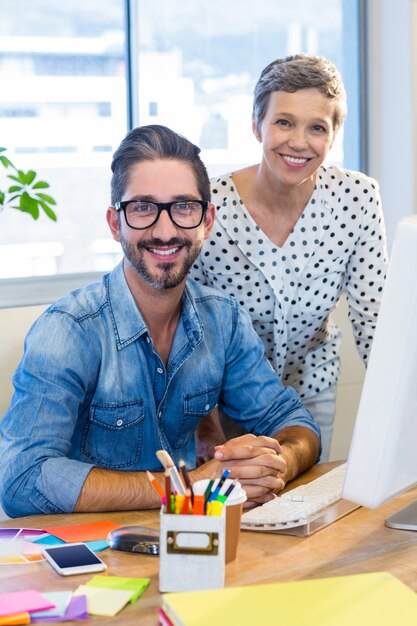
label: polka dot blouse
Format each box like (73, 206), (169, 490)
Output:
(190, 165), (388, 400)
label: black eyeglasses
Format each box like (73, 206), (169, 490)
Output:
(114, 200), (208, 230)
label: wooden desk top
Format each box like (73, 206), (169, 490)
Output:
(2, 463), (417, 625)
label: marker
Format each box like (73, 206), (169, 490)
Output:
(146, 470), (165, 499)
(175, 495), (185, 515)
(193, 495), (205, 516)
(156, 450), (186, 495)
(182, 488), (192, 514)
(209, 468), (231, 502)
(207, 500), (223, 516)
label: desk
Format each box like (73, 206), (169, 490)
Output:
(2, 463), (417, 625)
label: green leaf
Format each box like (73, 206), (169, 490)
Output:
(18, 170), (36, 185)
(7, 174), (22, 184)
(0, 191), (4, 205)
(7, 185), (23, 193)
(19, 193), (39, 219)
(34, 192), (56, 205)
(0, 155), (14, 168)
(39, 201), (57, 221)
(32, 181), (50, 189)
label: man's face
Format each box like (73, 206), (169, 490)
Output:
(107, 158), (214, 290)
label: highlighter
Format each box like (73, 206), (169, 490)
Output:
(192, 494), (205, 515)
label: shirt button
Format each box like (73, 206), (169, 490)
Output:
(204, 403), (210, 411)
(116, 419), (123, 427)
(157, 367), (163, 374)
(146, 336), (150, 343)
(159, 411), (162, 418)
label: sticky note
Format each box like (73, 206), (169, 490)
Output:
(31, 595), (88, 623)
(43, 520), (120, 543)
(86, 575), (150, 602)
(30, 592), (71, 618)
(0, 613), (30, 626)
(73, 585), (132, 617)
(0, 590), (55, 617)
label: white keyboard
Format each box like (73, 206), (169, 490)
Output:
(241, 463), (359, 537)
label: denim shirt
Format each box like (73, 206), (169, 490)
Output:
(0, 262), (320, 517)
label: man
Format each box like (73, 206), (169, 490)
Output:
(0, 125), (320, 517)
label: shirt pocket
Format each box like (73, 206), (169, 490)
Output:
(177, 386), (221, 448)
(81, 400), (145, 468)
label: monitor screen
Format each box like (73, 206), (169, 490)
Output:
(343, 215), (417, 525)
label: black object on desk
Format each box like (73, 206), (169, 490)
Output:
(107, 525), (160, 555)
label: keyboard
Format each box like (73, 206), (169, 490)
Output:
(241, 463), (359, 537)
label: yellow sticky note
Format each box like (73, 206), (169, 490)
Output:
(86, 575), (150, 602)
(0, 613), (30, 626)
(73, 585), (132, 617)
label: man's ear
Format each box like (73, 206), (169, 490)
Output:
(203, 203), (216, 239)
(252, 117), (261, 142)
(106, 206), (121, 242)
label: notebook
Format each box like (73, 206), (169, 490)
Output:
(161, 572), (417, 626)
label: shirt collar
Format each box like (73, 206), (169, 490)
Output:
(107, 261), (203, 350)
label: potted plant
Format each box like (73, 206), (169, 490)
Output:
(0, 147), (57, 221)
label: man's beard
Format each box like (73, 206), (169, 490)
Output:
(120, 234), (203, 290)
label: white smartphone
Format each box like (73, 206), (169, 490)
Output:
(42, 542), (107, 576)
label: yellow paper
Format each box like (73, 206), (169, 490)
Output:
(86, 575), (150, 602)
(0, 614), (30, 626)
(163, 572), (417, 626)
(73, 585), (132, 617)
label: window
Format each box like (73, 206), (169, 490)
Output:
(0, 0), (361, 303)
(0, 0), (127, 282)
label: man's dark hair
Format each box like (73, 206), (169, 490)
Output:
(111, 124), (210, 205)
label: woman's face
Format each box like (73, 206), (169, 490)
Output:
(254, 88), (338, 188)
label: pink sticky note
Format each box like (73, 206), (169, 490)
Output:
(43, 519), (120, 543)
(0, 590), (55, 617)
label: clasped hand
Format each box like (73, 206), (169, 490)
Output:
(213, 433), (286, 509)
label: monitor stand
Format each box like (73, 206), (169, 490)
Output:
(385, 499), (417, 531)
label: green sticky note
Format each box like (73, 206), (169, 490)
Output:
(86, 575), (150, 603)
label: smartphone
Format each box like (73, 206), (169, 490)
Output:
(42, 542), (107, 576)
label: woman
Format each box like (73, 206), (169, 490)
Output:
(192, 54), (388, 461)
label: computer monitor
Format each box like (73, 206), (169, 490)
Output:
(342, 214), (417, 530)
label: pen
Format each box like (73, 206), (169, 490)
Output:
(209, 468), (231, 502)
(156, 450), (186, 496)
(146, 470), (165, 499)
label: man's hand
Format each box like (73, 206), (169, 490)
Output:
(213, 434), (287, 509)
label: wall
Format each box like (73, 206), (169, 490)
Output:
(0, 305), (47, 418)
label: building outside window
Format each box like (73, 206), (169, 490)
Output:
(0, 0), (360, 289)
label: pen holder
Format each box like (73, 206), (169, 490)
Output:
(159, 507), (225, 593)
(193, 478), (247, 562)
